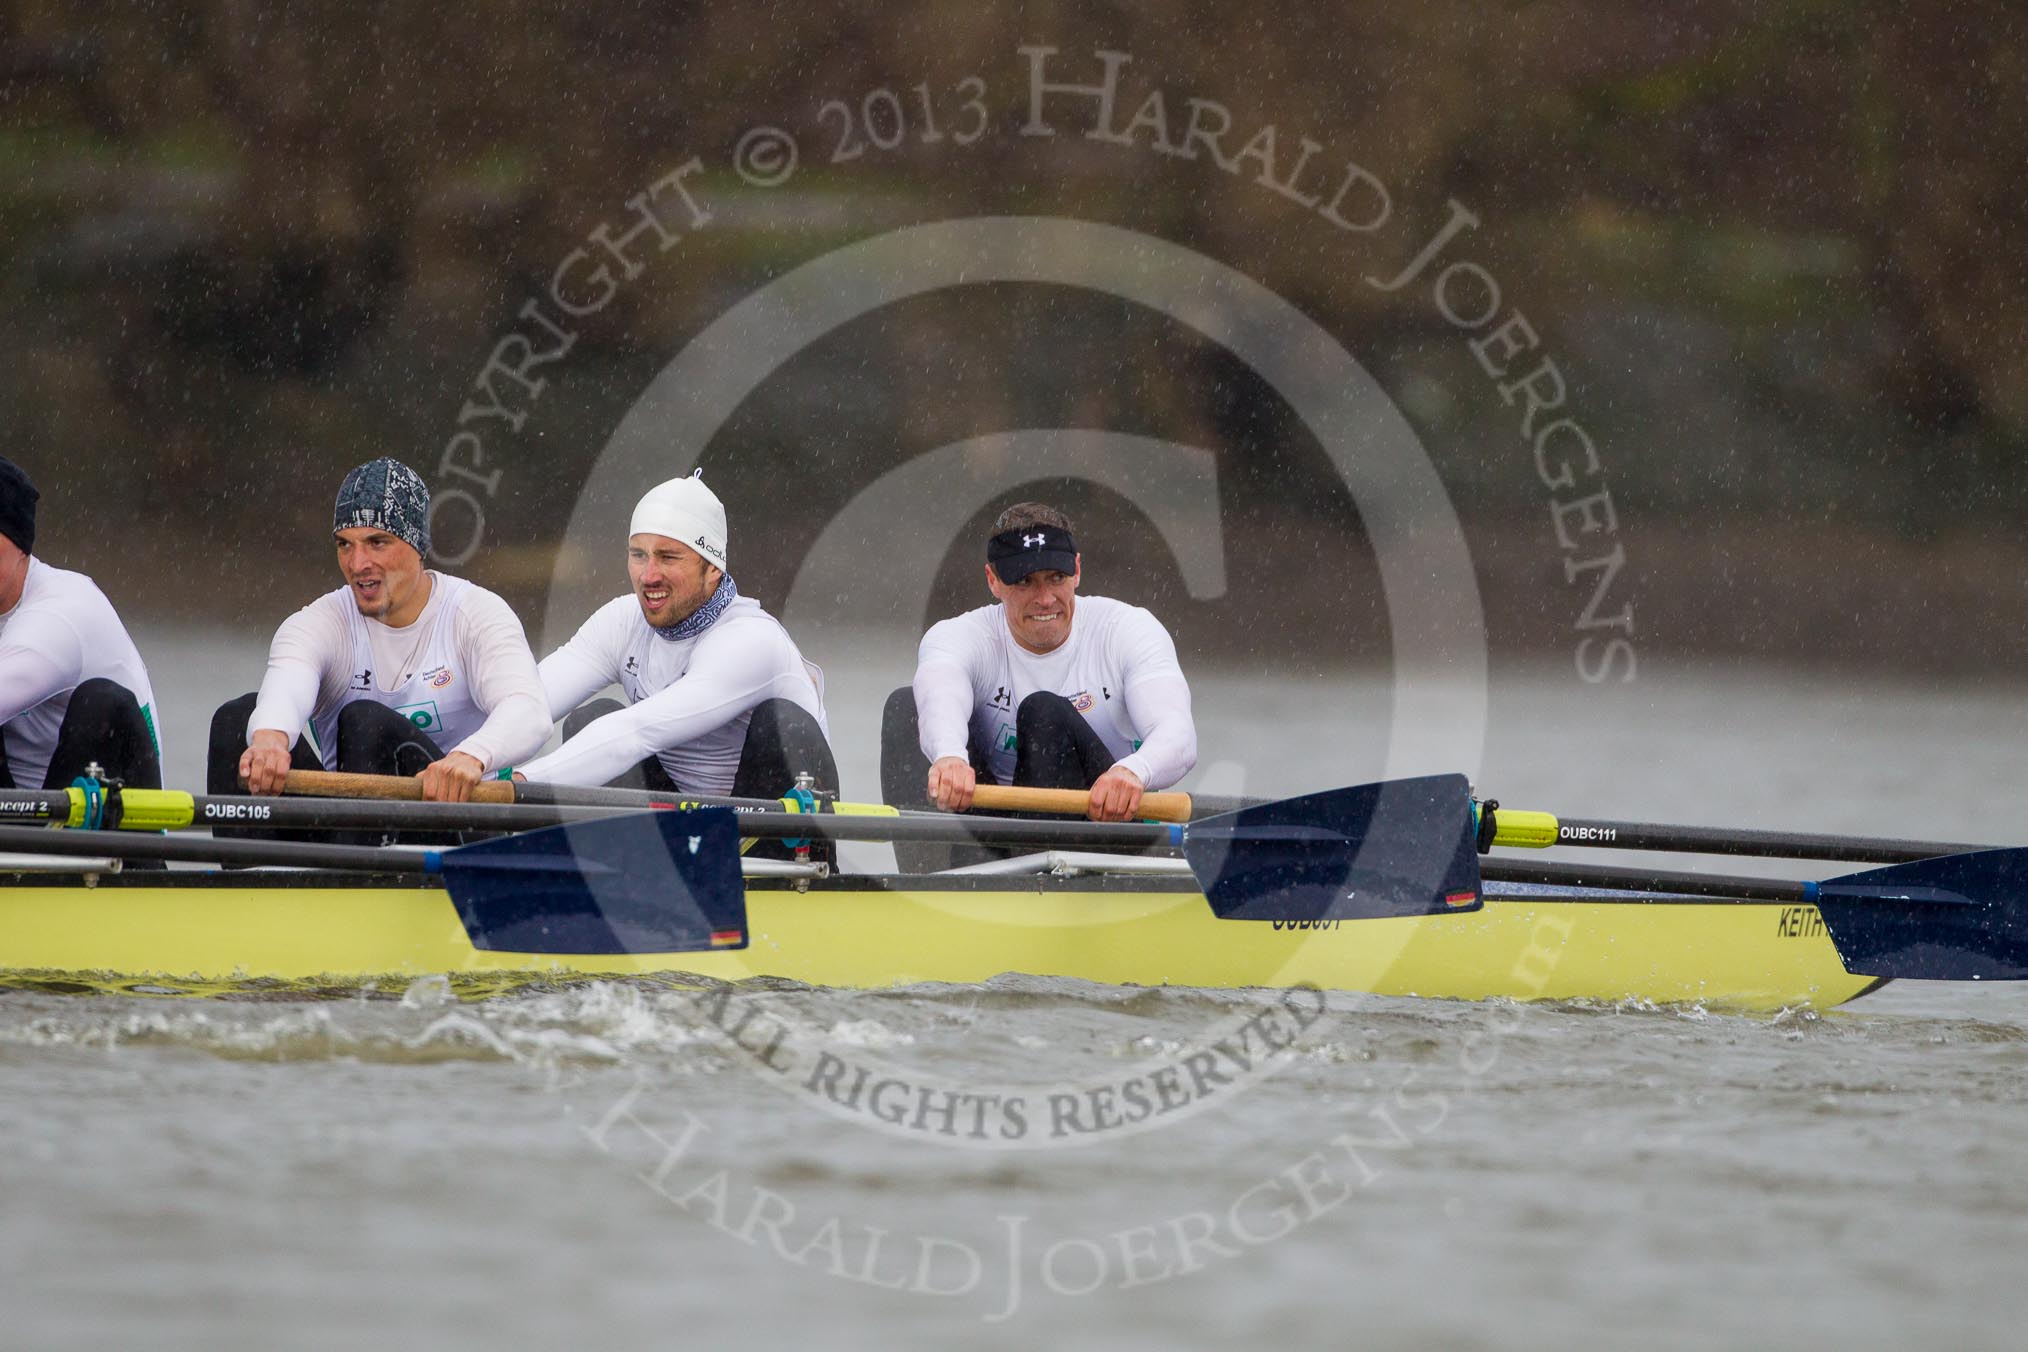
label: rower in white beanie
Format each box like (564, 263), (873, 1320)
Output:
(629, 469), (729, 573)
(517, 471), (835, 823)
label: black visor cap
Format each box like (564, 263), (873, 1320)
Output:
(987, 526), (1078, 584)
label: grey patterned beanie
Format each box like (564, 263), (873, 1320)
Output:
(333, 458), (430, 556)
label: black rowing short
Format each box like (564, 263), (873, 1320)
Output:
(206, 694), (450, 846)
(878, 686), (1117, 873)
(206, 693), (447, 793)
(0, 677), (162, 791)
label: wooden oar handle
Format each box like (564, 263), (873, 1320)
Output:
(969, 784), (1192, 823)
(285, 768), (1193, 822)
(284, 769), (516, 804)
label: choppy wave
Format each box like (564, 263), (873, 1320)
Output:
(8, 970), (2017, 1079)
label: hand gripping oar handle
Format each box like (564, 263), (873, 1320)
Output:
(284, 769), (517, 803)
(282, 769), (820, 816)
(284, 769), (1193, 823)
(968, 784), (1193, 823)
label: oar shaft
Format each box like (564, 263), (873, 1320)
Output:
(0, 823), (431, 873)
(0, 784), (636, 835)
(726, 810), (1177, 849)
(1490, 804), (1995, 865)
(1481, 858), (1810, 903)
(1532, 816), (1995, 865)
(58, 771), (1179, 853)
(0, 790), (69, 825)
(14, 770), (1180, 850)
(507, 779), (775, 813)
(207, 796), (1168, 849)
(0, 808), (1172, 872)
(192, 795), (624, 833)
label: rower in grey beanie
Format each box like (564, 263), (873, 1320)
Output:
(333, 458), (430, 556)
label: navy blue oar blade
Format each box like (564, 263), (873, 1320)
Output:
(1185, 774), (1483, 921)
(439, 808), (747, 955)
(1813, 848), (2028, 980)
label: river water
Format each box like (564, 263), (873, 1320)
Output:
(4, 642), (2026, 1347)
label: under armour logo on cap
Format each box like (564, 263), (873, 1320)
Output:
(986, 524), (1078, 584)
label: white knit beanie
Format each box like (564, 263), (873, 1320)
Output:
(629, 470), (728, 571)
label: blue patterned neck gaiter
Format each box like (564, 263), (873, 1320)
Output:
(656, 573), (737, 642)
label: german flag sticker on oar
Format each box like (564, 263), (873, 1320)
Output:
(437, 807), (748, 955)
(1183, 774), (1484, 922)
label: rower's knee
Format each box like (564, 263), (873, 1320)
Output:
(562, 697), (626, 741)
(1012, 690), (1112, 791)
(209, 692), (258, 745)
(68, 677), (140, 717)
(741, 698), (836, 793)
(736, 698), (838, 865)
(879, 686), (932, 825)
(335, 701), (442, 777)
(1016, 690), (1083, 738)
(49, 678), (160, 790)
(880, 686), (917, 738)
(206, 693), (259, 794)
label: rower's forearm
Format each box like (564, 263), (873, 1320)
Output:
(0, 643), (72, 726)
(453, 692), (553, 774)
(246, 660), (324, 747)
(536, 646), (612, 722)
(1119, 676), (1197, 790)
(912, 664), (975, 763)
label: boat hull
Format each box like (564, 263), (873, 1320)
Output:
(0, 871), (1883, 1009)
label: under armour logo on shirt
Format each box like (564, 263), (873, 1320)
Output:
(1022, 533), (1045, 547)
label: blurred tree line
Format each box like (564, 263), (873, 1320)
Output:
(0, 0), (2022, 660)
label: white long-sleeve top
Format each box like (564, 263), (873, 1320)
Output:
(0, 558), (159, 789)
(519, 594), (829, 793)
(913, 595), (1196, 789)
(246, 572), (549, 773)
